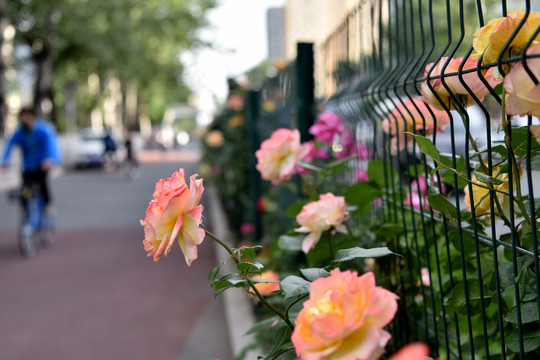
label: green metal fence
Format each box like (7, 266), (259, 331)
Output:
(313, 1), (540, 359)
(242, 0), (540, 359)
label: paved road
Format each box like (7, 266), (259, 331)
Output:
(0, 151), (231, 360)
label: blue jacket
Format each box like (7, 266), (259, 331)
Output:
(2, 119), (62, 171)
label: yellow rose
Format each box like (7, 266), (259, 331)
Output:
(463, 166), (517, 220)
(472, 10), (540, 65)
(205, 130), (225, 148)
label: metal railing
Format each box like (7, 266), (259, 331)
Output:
(314, 0), (540, 359)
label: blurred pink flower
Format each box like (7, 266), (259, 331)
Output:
(357, 143), (371, 160)
(421, 267), (430, 287)
(240, 222), (254, 235)
(295, 193), (349, 253)
(504, 42), (540, 118)
(382, 98), (450, 151)
(141, 169), (205, 265)
(336, 131), (356, 159)
(256, 128), (310, 185)
(292, 270), (398, 360)
(309, 112), (344, 145)
(420, 56), (501, 110)
(356, 168), (369, 182)
(389, 343), (430, 360)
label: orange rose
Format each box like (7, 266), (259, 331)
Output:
(504, 42), (540, 118)
(250, 271), (280, 296)
(205, 130), (225, 148)
(295, 193), (349, 254)
(292, 270), (398, 360)
(141, 169), (205, 265)
(421, 57), (501, 110)
(472, 10), (540, 65)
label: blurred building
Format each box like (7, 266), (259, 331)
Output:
(267, 7), (285, 61)
(284, 0), (357, 59)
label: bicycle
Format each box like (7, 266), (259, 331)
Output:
(8, 178), (55, 258)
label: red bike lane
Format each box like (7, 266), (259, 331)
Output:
(0, 153), (231, 360)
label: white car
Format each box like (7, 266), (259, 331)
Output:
(73, 131), (106, 168)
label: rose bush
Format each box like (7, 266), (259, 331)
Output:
(291, 270), (398, 360)
(141, 169), (205, 265)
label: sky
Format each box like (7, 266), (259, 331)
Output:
(182, 0), (286, 125)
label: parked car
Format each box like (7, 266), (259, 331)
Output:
(73, 129), (106, 168)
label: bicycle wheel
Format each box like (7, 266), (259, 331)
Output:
(19, 223), (37, 258)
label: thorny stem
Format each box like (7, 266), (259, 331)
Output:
(204, 230), (295, 330)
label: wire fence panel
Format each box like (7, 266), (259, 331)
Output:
(314, 0), (540, 359)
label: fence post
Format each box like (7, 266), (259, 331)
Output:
(246, 89), (262, 243)
(296, 42), (315, 142)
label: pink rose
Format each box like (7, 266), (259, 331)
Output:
(382, 98), (450, 151)
(141, 169), (205, 265)
(256, 128), (310, 185)
(356, 168), (369, 182)
(309, 112), (345, 145)
(504, 42), (540, 118)
(421, 56), (501, 110)
(335, 131), (356, 159)
(295, 193), (349, 253)
(389, 343), (430, 360)
(292, 270), (399, 360)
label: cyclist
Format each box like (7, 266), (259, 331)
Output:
(2, 107), (62, 213)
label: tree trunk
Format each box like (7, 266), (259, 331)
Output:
(0, 0), (8, 137)
(33, 10), (59, 126)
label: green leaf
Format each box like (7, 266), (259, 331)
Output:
(445, 280), (491, 314)
(428, 194), (458, 220)
(504, 301), (540, 324)
(371, 223), (404, 238)
(296, 161), (326, 173)
(245, 317), (279, 335)
(367, 159), (398, 189)
(510, 126), (540, 156)
(474, 171), (504, 186)
(281, 275), (311, 300)
(209, 262), (223, 284)
(300, 268), (330, 282)
(408, 133), (441, 161)
(494, 82), (504, 96)
(506, 325), (540, 353)
(333, 246), (396, 263)
(238, 245), (263, 260)
(285, 201), (308, 218)
(237, 261), (264, 273)
(278, 235), (304, 251)
(345, 182), (381, 206)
